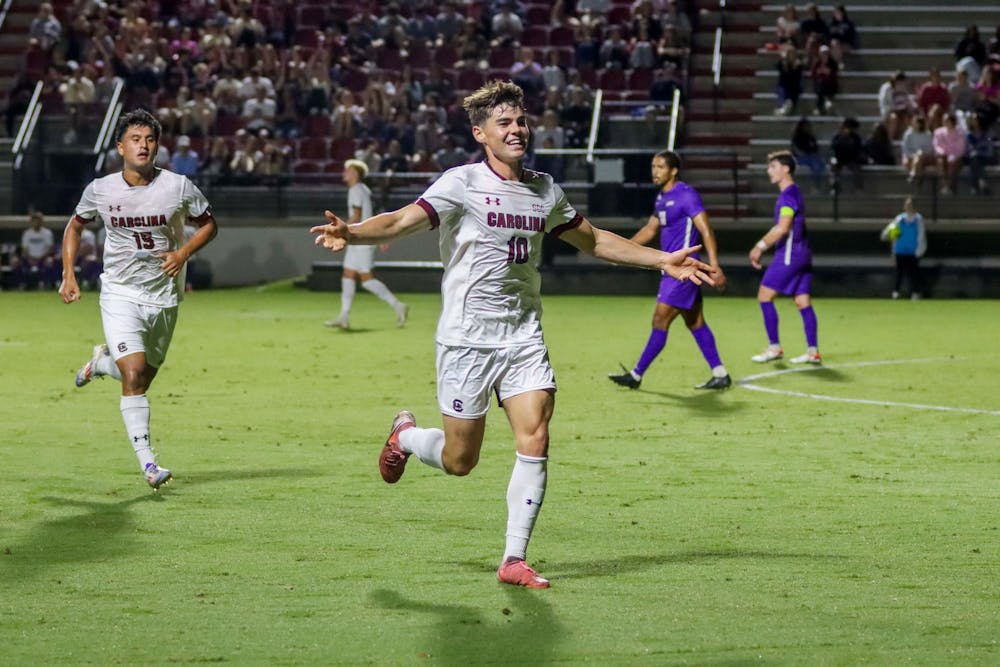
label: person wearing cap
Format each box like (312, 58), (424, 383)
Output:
(170, 135), (199, 177)
(324, 159), (409, 329)
(811, 43), (839, 115)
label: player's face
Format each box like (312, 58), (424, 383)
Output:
(651, 156), (677, 187)
(475, 104), (529, 163)
(117, 124), (158, 171)
(767, 159), (788, 184)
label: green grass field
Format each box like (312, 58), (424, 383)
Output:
(2, 285), (999, 665)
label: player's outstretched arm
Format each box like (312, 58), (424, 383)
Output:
(560, 218), (715, 285)
(311, 203), (432, 251)
(59, 217), (84, 303)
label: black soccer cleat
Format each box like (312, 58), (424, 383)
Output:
(695, 374), (732, 390)
(608, 364), (641, 389)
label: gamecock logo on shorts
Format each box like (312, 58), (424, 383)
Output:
(117, 343), (128, 353)
(452, 399), (464, 413)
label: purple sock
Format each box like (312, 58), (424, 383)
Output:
(633, 328), (668, 376)
(690, 325), (723, 369)
(760, 301), (780, 345)
(799, 305), (818, 348)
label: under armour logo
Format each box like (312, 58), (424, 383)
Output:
(526, 499), (542, 507)
(109, 204), (122, 211)
(133, 434), (149, 443)
(485, 197), (501, 206)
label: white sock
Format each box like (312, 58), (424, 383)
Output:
(95, 354), (122, 380)
(503, 453), (547, 561)
(340, 277), (356, 317)
(399, 427), (445, 470)
(120, 394), (154, 470)
(711, 364), (728, 378)
(362, 279), (401, 309)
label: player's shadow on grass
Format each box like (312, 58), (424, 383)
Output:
(177, 467), (325, 488)
(371, 587), (564, 666)
(0, 494), (160, 581)
(800, 367), (850, 382)
(635, 388), (748, 415)
(542, 550), (847, 580)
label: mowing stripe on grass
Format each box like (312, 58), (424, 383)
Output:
(737, 358), (1000, 416)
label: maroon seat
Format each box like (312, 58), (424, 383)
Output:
(489, 47), (515, 69)
(303, 114), (331, 137)
(521, 26), (548, 47)
(548, 26), (574, 47)
(456, 68), (484, 90)
(599, 68), (627, 91)
(296, 5), (326, 27)
(628, 68), (653, 91)
(297, 138), (329, 160)
(330, 137), (356, 161)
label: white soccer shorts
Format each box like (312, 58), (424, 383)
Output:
(343, 245), (376, 273)
(100, 297), (178, 368)
(435, 341), (556, 419)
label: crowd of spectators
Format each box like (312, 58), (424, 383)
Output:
(772, 5), (999, 196)
(3, 0), (694, 189)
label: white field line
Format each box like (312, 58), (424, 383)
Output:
(737, 357), (1000, 416)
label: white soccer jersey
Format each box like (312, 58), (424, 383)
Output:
(416, 162), (581, 347)
(74, 169), (211, 307)
(348, 182), (373, 219)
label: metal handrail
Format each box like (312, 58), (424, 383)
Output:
(711, 0), (727, 119)
(0, 0), (13, 31)
(93, 80), (124, 154)
(584, 88), (603, 164)
(12, 81), (44, 169)
(667, 88), (682, 150)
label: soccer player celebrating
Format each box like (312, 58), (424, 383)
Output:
(60, 109), (218, 489)
(748, 150), (820, 364)
(324, 158), (408, 329)
(311, 81), (714, 588)
(608, 150), (730, 390)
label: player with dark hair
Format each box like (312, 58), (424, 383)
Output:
(310, 81), (715, 588)
(60, 108), (219, 489)
(748, 150), (820, 364)
(608, 150), (730, 390)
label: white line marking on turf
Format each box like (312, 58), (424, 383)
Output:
(737, 357), (1000, 416)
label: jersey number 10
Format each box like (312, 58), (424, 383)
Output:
(506, 237), (529, 264)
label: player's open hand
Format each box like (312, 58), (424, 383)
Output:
(661, 245), (715, 286)
(157, 250), (189, 277)
(310, 210), (350, 252)
(59, 277), (81, 303)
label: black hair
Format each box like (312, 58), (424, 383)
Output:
(767, 150), (797, 175)
(654, 150), (682, 171)
(114, 108), (161, 143)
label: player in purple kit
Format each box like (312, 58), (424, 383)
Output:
(608, 150), (731, 390)
(748, 150), (821, 364)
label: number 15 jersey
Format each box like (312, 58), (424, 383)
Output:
(74, 169), (211, 307)
(415, 162), (581, 348)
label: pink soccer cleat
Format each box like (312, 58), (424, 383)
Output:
(379, 410), (415, 483)
(497, 558), (550, 589)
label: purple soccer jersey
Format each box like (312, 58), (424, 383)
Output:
(762, 182), (813, 295)
(653, 181), (705, 309)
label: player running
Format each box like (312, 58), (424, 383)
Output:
(60, 109), (218, 489)
(310, 81), (714, 588)
(748, 150), (820, 364)
(608, 150), (730, 390)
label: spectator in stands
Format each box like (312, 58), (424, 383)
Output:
(491, 1), (524, 48)
(563, 86), (594, 147)
(632, 1), (663, 43)
(828, 4), (857, 65)
(239, 66), (275, 101)
(975, 66), (1000, 129)
(878, 71), (915, 139)
(74, 224), (102, 291)
(331, 90), (360, 141)
(354, 139), (384, 176)
(933, 112), (967, 194)
(542, 50), (567, 92)
(213, 68), (243, 116)
(543, 87), (565, 116)
(228, 0), (265, 48)
(170, 135), (200, 177)
(630, 22), (658, 69)
(663, 0), (692, 46)
(382, 109), (417, 156)
(435, 135), (470, 170)
(201, 136), (233, 184)
(864, 122), (896, 166)
(901, 115), (934, 185)
(649, 64), (682, 106)
(799, 4), (829, 44)
(600, 25), (630, 69)
(880, 197), (926, 300)
(414, 112), (444, 156)
(242, 85), (277, 135)
(791, 117), (826, 190)
(989, 25), (1000, 59)
(455, 18), (489, 70)
(511, 47), (546, 95)
(229, 129), (257, 184)
(830, 116), (864, 191)
(916, 68), (950, 130)
(776, 4), (801, 47)
(535, 108), (566, 150)
(2, 73), (34, 138)
(58, 60), (96, 118)
(378, 3), (411, 42)
(380, 139), (410, 174)
(20, 211), (58, 290)
(657, 27), (688, 69)
(811, 44), (839, 114)
(949, 69), (979, 115)
(255, 134), (290, 186)
(965, 113), (997, 195)
(955, 26), (987, 73)
(181, 86), (218, 137)
(436, 3), (465, 43)
(422, 63), (455, 106)
(409, 149), (439, 173)
(29, 2), (62, 53)
(775, 46), (804, 116)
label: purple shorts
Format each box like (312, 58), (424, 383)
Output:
(657, 275), (701, 310)
(762, 260), (813, 296)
